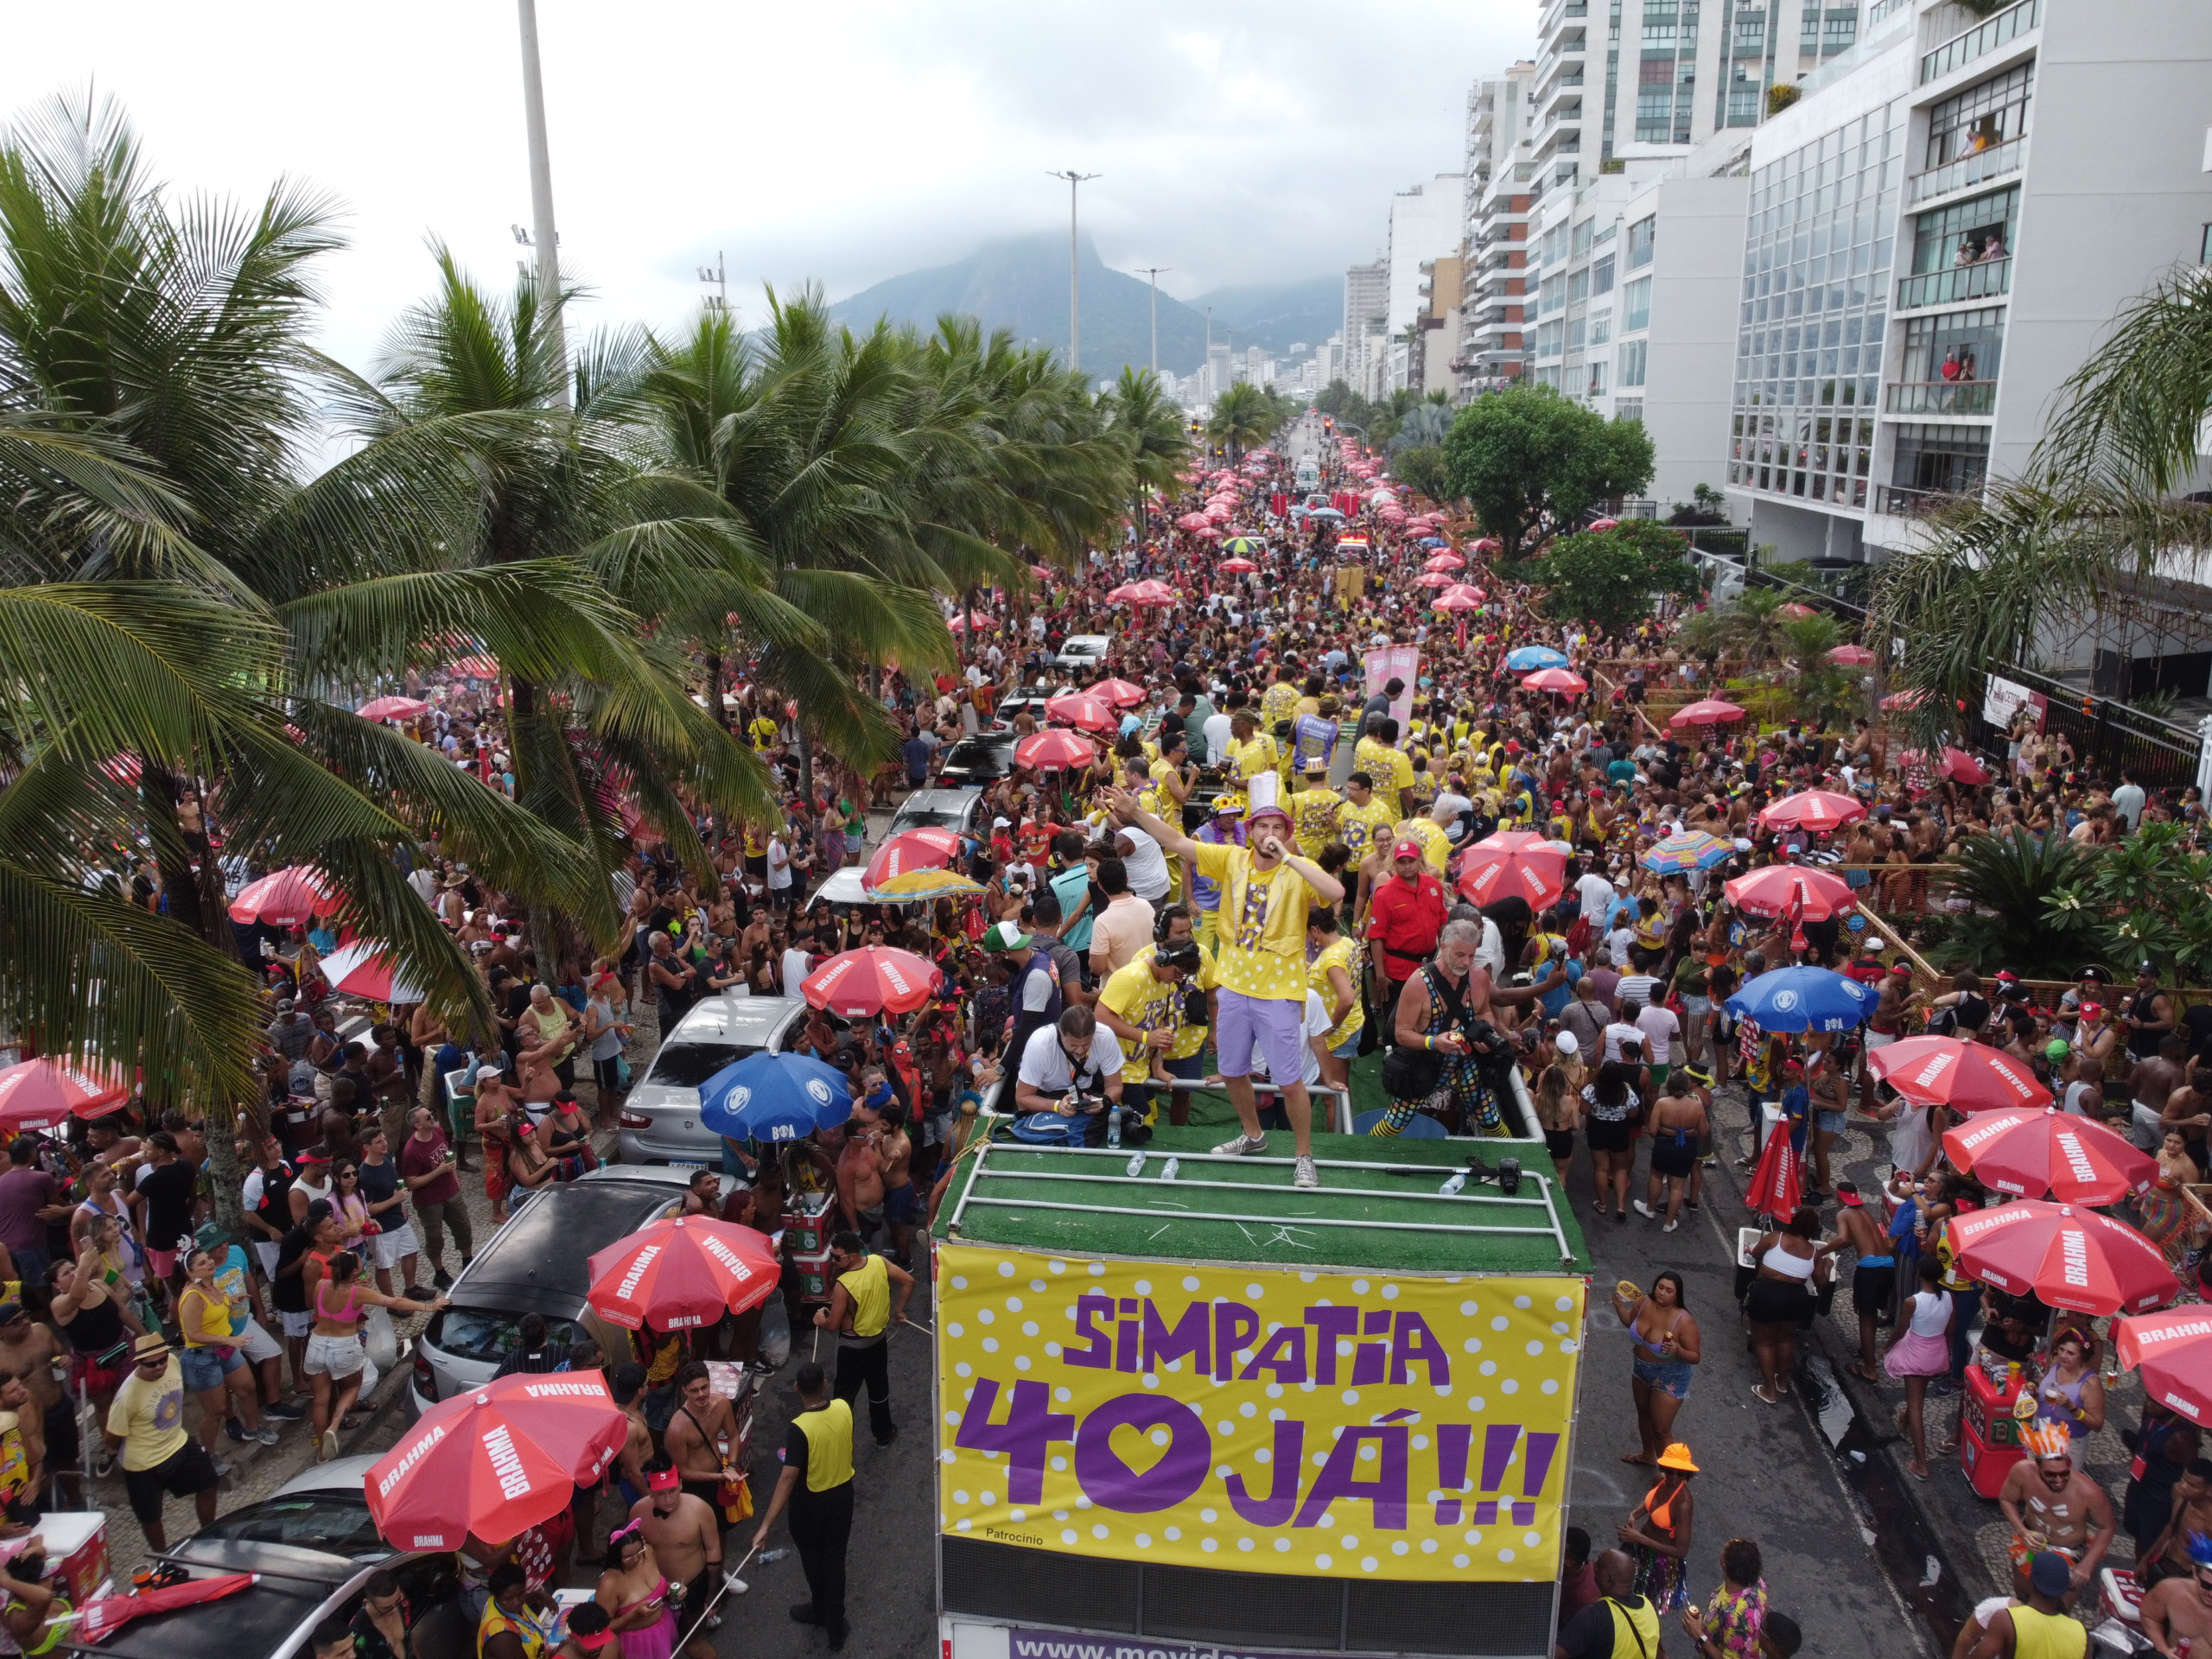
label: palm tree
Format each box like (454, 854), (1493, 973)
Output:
(0, 97), (620, 1165)
(1099, 365), (1187, 544)
(357, 249), (781, 882)
(1206, 382), (1274, 465)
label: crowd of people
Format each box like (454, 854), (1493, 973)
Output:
(6, 412), (2210, 1659)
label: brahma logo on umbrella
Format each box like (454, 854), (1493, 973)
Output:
(881, 961), (913, 995)
(616, 1244), (662, 1302)
(1911, 1053), (1957, 1087)
(378, 1421), (448, 1497)
(482, 1424), (534, 1500)
(2053, 1131), (2100, 1190)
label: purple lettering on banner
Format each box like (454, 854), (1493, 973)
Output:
(1290, 1426), (1409, 1529)
(1211, 1302), (1260, 1382)
(1115, 1309), (1141, 1374)
(1143, 1300), (1210, 1376)
(1304, 1306), (1359, 1383)
(1362, 1310), (1393, 1335)
(1480, 1421), (1521, 1491)
(1513, 1429), (1561, 1522)
(1433, 1422), (1471, 1524)
(1224, 1418), (1306, 1525)
(956, 1378), (1076, 1504)
(1351, 1341), (1387, 1386)
(1238, 1324), (1308, 1384)
(1073, 1394), (1211, 1512)
(1065, 1294), (1113, 1370)
(1389, 1312), (1452, 1386)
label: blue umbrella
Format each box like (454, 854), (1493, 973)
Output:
(1306, 505), (1346, 522)
(1419, 536), (1449, 549)
(1723, 966), (1877, 1033)
(1504, 645), (1570, 671)
(698, 1052), (854, 1143)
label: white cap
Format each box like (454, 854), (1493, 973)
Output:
(1554, 1031), (1580, 1056)
(475, 1064), (505, 1081)
(993, 817), (1012, 829)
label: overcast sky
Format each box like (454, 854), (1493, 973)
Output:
(4, 1), (1538, 376)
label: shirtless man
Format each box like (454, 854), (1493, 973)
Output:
(868, 1105), (918, 1267)
(0, 1307), (67, 1506)
(663, 1362), (741, 1533)
(2139, 1536), (2212, 1659)
(2130, 1037), (2190, 1153)
(835, 1098), (887, 1240)
(1998, 1432), (2117, 1599)
(610, 1364), (656, 1512)
(2142, 1459), (2212, 1587)
(1827, 1182), (1897, 1382)
(630, 1459), (722, 1659)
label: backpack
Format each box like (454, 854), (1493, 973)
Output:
(1005, 1112), (1089, 1147)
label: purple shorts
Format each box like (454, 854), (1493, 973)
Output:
(1215, 988), (1308, 1089)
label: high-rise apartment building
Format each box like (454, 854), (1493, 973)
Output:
(1458, 64), (1540, 397)
(1535, 0), (1866, 191)
(1721, 0), (2212, 564)
(1387, 176), (1468, 373)
(1342, 258), (1390, 395)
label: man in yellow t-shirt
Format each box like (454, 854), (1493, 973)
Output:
(1395, 813), (1451, 876)
(1306, 909), (1363, 1092)
(1259, 669), (1301, 733)
(1108, 777), (1344, 1189)
(1336, 773), (1398, 916)
(105, 1333), (221, 1551)
(1353, 721), (1416, 815)
(1287, 766), (1344, 861)
(1096, 941), (1201, 1125)
(747, 712), (780, 755)
(1228, 711), (1279, 789)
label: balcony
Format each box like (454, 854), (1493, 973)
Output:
(1885, 380), (1997, 416)
(1897, 257), (2012, 310)
(1875, 483), (1976, 517)
(1909, 134), (2025, 205)
(1921, 0), (2039, 84)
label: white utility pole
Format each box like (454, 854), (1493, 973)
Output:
(516, 0), (569, 407)
(697, 251), (728, 315)
(1048, 170), (1101, 374)
(1135, 267), (1170, 374)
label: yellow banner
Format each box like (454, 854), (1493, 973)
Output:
(936, 1244), (1584, 1582)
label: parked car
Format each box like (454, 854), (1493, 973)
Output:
(80, 1459), (465, 1659)
(1055, 633), (1113, 671)
(934, 730), (1019, 787)
(616, 994), (809, 1165)
(887, 785), (986, 840)
(410, 1166), (695, 1414)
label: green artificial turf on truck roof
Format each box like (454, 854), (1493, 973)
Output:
(935, 1124), (1590, 1276)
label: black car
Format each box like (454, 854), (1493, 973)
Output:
(937, 729), (1019, 786)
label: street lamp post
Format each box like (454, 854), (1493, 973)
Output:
(1134, 266), (1170, 375)
(1047, 170), (1101, 375)
(515, 0), (568, 407)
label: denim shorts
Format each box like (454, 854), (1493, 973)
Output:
(1632, 1355), (1695, 1399)
(1331, 1032), (1362, 1059)
(179, 1345), (245, 1393)
(1815, 1108), (1847, 1134)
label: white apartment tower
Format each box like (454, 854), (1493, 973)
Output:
(1386, 175), (1468, 392)
(1459, 63), (1541, 397)
(1342, 259), (1390, 396)
(1535, 0), (1870, 190)
(1721, 0), (2212, 570)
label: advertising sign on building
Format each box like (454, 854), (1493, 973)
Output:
(935, 1244), (1583, 1583)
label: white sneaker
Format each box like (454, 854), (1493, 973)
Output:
(1662, 1219), (1679, 1234)
(210, 1454), (235, 1478)
(1632, 1199), (1656, 1219)
(1213, 1134), (1268, 1156)
(1294, 1156), (1319, 1190)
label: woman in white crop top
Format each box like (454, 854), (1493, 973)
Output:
(1744, 1205), (1827, 1406)
(1884, 1256), (1956, 1480)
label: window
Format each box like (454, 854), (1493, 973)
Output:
(1618, 339), (1648, 386)
(1592, 253), (1615, 295)
(1537, 319), (1565, 359)
(1822, 10), (1857, 52)
(1586, 361), (1609, 397)
(1899, 307), (2005, 384)
(1568, 317), (1587, 351)
(1590, 312), (1613, 346)
(1616, 397), (1644, 423)
(1573, 218), (1595, 257)
(1568, 268), (1590, 303)
(1624, 276), (1652, 332)
(1733, 8), (1764, 47)
(1923, 63), (2033, 168)
(1910, 186), (2018, 272)
(1891, 422), (1990, 495)
(1541, 273), (1566, 314)
(1627, 216), (1656, 269)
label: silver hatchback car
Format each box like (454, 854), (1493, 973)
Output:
(615, 993), (810, 1166)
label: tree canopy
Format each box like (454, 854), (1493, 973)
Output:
(1523, 518), (1697, 634)
(1441, 384), (1654, 560)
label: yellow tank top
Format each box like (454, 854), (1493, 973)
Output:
(839, 1252), (890, 1339)
(477, 1598), (548, 1659)
(2008, 1605), (2086, 1659)
(1603, 1596), (1662, 1659)
(794, 1399), (856, 1494)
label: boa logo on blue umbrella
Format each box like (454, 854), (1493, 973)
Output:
(1724, 966), (1876, 1033)
(698, 1052), (854, 1143)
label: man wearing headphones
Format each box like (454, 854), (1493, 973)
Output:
(1096, 937), (1205, 1130)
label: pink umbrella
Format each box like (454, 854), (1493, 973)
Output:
(1423, 550), (1465, 571)
(1881, 687), (1933, 711)
(945, 612), (994, 632)
(1431, 590), (1483, 613)
(318, 940), (424, 1003)
(1950, 1199), (2178, 1317)
(1416, 570), (1457, 588)
(1175, 512), (1211, 531)
(449, 656), (499, 680)
(1521, 668), (1588, 695)
(1587, 518), (1620, 532)
(1219, 556), (1257, 574)
(1827, 645), (1875, 666)
(1104, 583), (1140, 602)
(228, 866), (339, 928)
(1759, 790), (1867, 833)
(1777, 602), (1818, 618)
(1190, 524), (1221, 540)
(1724, 864), (1857, 923)
(1442, 582), (1486, 601)
(357, 696), (428, 722)
(1939, 747), (1991, 785)
(1044, 692), (1115, 733)
(1205, 505), (1233, 522)
(1015, 729), (1097, 772)
(1126, 580), (1178, 607)
(1670, 698), (1747, 728)
(0, 1058), (133, 1132)
(1458, 832), (1568, 909)
(1471, 537), (1502, 553)
(1029, 563), (1056, 581)
(1089, 677), (1147, 708)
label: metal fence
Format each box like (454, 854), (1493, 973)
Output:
(1966, 664), (2204, 789)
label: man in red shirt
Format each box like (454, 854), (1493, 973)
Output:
(1364, 836), (1448, 1027)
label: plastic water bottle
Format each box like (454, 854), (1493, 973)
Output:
(1107, 1109), (1122, 1150)
(1438, 1171), (1468, 1197)
(1160, 1158), (1180, 1182)
(1124, 1150), (1145, 1177)
(757, 1548), (790, 1565)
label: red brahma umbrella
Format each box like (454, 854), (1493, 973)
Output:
(1723, 864), (1857, 922)
(1948, 1199), (2178, 1316)
(0, 1058), (131, 1131)
(1758, 790), (1867, 833)
(1669, 699), (1745, 728)
(1044, 692), (1115, 733)
(1520, 668), (1588, 695)
(1088, 677), (1147, 708)
(227, 866), (339, 927)
(1456, 831), (1567, 908)
(801, 946), (943, 1017)
(862, 826), (963, 889)
(1868, 1036), (2052, 1113)
(1745, 1120), (1803, 1221)
(1015, 728), (1097, 772)
(587, 1215), (780, 1332)
(1941, 1108), (2155, 1205)
(2115, 1311), (2212, 1426)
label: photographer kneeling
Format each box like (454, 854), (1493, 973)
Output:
(1013, 1006), (1126, 1146)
